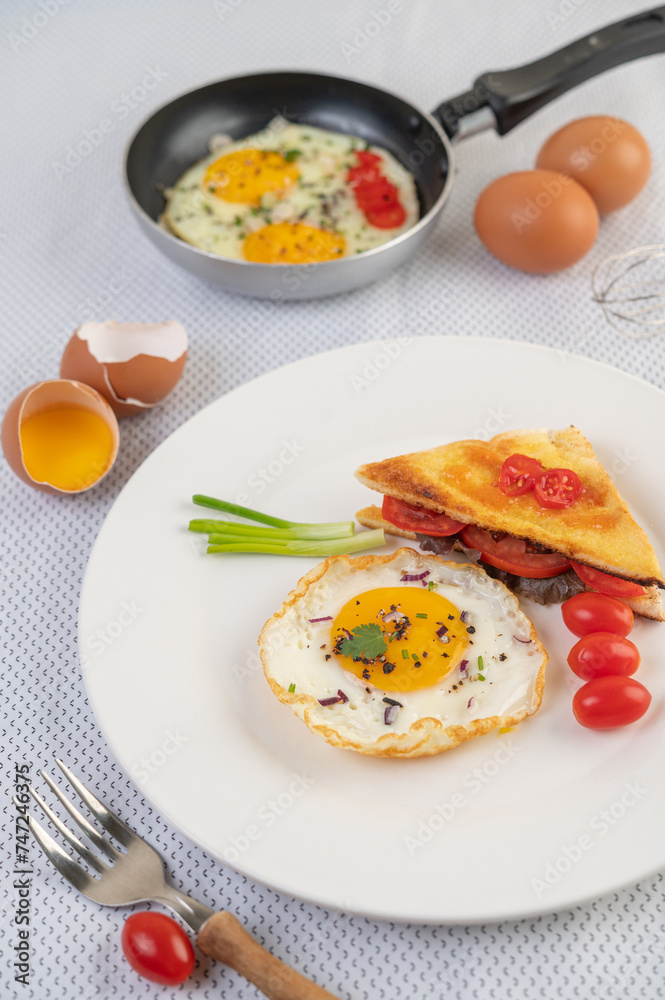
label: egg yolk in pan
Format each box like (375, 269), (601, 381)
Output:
(332, 587), (468, 693)
(204, 149), (300, 206)
(243, 221), (346, 263)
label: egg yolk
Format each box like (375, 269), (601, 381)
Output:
(19, 406), (115, 491)
(203, 148), (299, 205)
(331, 587), (468, 693)
(243, 222), (346, 264)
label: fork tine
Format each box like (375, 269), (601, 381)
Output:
(26, 787), (107, 875)
(41, 769), (119, 861)
(22, 808), (95, 897)
(54, 758), (137, 850)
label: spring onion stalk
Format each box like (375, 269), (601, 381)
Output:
(189, 520), (304, 539)
(206, 529), (385, 557)
(192, 495), (355, 538)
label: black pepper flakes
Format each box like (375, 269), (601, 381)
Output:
(499, 653), (507, 661)
(383, 663), (396, 674)
(325, 654), (331, 661)
(466, 625), (476, 634)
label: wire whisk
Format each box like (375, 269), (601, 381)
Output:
(592, 245), (665, 340)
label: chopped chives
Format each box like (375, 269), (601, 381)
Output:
(415, 613), (428, 619)
(288, 683), (296, 693)
(477, 655), (484, 670)
(401, 649), (409, 660)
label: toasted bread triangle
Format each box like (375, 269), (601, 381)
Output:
(355, 427), (664, 619)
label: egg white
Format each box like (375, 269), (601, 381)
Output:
(259, 548), (548, 757)
(161, 120), (420, 260)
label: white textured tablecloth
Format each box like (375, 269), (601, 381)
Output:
(2, 0), (665, 996)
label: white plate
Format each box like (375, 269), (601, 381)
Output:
(80, 337), (665, 923)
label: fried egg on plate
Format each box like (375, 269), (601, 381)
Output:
(259, 548), (548, 758)
(161, 120), (419, 263)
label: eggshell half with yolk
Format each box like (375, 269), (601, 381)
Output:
(60, 320), (188, 417)
(1, 379), (120, 495)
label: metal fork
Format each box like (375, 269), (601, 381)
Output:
(17, 759), (339, 1000)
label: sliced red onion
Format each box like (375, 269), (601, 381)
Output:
(308, 616), (333, 623)
(400, 570), (430, 582)
(337, 689), (349, 703)
(459, 659), (469, 674)
(436, 624), (448, 639)
(318, 695), (342, 706)
(339, 627), (354, 640)
(467, 696), (477, 711)
(460, 610), (470, 623)
(513, 635), (533, 644)
(384, 704), (400, 725)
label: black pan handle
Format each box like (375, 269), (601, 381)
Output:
(434, 6), (665, 138)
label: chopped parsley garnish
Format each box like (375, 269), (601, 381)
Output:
(338, 623), (386, 661)
(288, 683), (296, 693)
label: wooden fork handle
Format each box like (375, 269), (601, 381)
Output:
(198, 911), (341, 1000)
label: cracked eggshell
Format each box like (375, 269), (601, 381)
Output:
(1, 379), (119, 495)
(60, 320), (188, 417)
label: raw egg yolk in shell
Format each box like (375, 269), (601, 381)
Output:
(204, 148), (300, 205)
(20, 406), (116, 491)
(243, 222), (346, 264)
(332, 587), (468, 694)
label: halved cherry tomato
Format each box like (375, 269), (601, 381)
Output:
(534, 468), (582, 508)
(572, 675), (651, 729)
(499, 453), (544, 496)
(460, 525), (571, 578)
(382, 495), (467, 536)
(567, 632), (640, 680)
(570, 560), (647, 598)
(533, 469), (582, 508)
(365, 203), (407, 228)
(121, 912), (195, 986)
(561, 592), (633, 637)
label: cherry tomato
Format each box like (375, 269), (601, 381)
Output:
(355, 150), (382, 167)
(460, 525), (571, 578)
(534, 468), (582, 508)
(572, 676), (651, 729)
(121, 912), (195, 986)
(567, 632), (640, 680)
(498, 453), (544, 496)
(561, 592), (633, 637)
(382, 495), (467, 536)
(569, 560), (646, 598)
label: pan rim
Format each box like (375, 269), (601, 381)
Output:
(122, 67), (455, 272)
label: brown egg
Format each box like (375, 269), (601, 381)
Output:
(1, 379), (119, 495)
(536, 116), (651, 215)
(60, 320), (188, 418)
(474, 170), (599, 274)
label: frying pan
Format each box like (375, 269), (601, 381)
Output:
(125, 6), (665, 300)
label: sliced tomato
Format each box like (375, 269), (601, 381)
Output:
(365, 203), (407, 228)
(382, 495), (467, 536)
(355, 150), (382, 167)
(348, 164), (382, 186)
(499, 453), (544, 497)
(460, 524), (571, 578)
(570, 561), (647, 598)
(534, 468), (582, 508)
